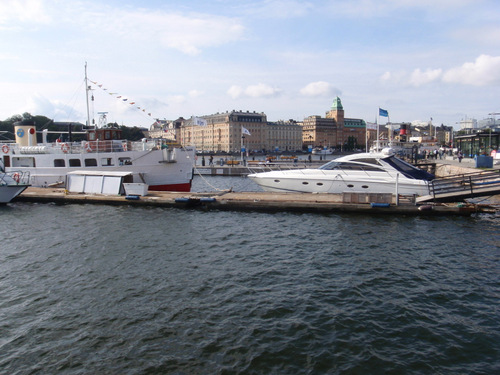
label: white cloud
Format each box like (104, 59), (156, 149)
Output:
(381, 55), (500, 87)
(98, 9), (245, 55)
(452, 26), (500, 47)
(25, 93), (81, 120)
(442, 55), (500, 86)
(300, 81), (341, 97)
(327, 0), (476, 18)
(239, 0), (314, 19)
(245, 83), (281, 98)
(228, 83), (281, 99)
(0, 0), (51, 24)
(228, 85), (244, 99)
(409, 68), (442, 87)
(188, 90), (204, 98)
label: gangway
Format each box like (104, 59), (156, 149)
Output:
(417, 170), (500, 203)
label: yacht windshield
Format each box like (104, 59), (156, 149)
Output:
(319, 160), (384, 172)
(383, 156), (435, 181)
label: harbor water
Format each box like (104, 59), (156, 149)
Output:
(1, 176), (499, 374)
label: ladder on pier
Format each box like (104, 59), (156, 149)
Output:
(417, 171), (500, 203)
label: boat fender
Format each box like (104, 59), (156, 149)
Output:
(200, 197), (216, 203)
(2, 144), (9, 154)
(125, 195), (140, 200)
(61, 143), (69, 153)
(370, 202), (390, 208)
(418, 205), (433, 211)
(175, 197), (191, 203)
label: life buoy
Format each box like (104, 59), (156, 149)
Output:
(123, 143), (127, 151)
(85, 142), (92, 152)
(61, 143), (69, 153)
(2, 144), (9, 154)
(13, 173), (20, 183)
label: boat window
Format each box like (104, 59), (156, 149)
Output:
(320, 161), (383, 171)
(69, 159), (81, 167)
(353, 158), (381, 166)
(54, 159), (65, 167)
(101, 158), (114, 166)
(383, 156), (434, 181)
(119, 157), (132, 165)
(84, 158), (98, 167)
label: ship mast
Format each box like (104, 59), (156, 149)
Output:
(85, 62), (92, 128)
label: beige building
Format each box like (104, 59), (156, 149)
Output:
(179, 110), (302, 153)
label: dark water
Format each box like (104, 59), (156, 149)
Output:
(1, 178), (499, 374)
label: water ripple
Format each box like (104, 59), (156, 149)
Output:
(0, 203), (499, 374)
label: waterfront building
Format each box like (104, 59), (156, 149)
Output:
(266, 120), (303, 152)
(459, 117), (477, 130)
(303, 97), (367, 151)
(147, 118), (184, 142)
(455, 128), (499, 157)
(179, 110), (269, 153)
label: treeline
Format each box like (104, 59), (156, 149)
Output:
(0, 112), (147, 141)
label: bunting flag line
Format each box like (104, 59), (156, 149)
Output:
(88, 78), (156, 119)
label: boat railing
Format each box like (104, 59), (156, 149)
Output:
(12, 139), (169, 154)
(246, 161), (312, 174)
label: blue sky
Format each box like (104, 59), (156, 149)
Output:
(1, 0), (499, 129)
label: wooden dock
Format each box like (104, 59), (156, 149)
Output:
(13, 187), (495, 216)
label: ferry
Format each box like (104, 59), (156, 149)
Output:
(0, 65), (195, 191)
(0, 122), (195, 191)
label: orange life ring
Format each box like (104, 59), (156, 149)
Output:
(123, 143), (128, 151)
(61, 143), (69, 153)
(85, 142), (92, 152)
(13, 172), (20, 183)
(2, 144), (9, 154)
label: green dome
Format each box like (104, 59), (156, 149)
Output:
(331, 96), (343, 110)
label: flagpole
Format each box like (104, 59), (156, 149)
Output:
(240, 126), (244, 165)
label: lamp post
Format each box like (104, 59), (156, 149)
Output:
(241, 134), (245, 166)
(488, 112), (499, 152)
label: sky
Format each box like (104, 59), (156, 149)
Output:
(1, 0), (499, 130)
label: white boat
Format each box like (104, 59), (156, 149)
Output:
(0, 64), (196, 192)
(0, 124), (195, 191)
(0, 170), (30, 203)
(312, 147), (334, 155)
(248, 152), (434, 196)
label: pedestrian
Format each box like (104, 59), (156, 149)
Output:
(457, 150), (463, 163)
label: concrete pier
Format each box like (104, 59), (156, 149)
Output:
(14, 188), (494, 216)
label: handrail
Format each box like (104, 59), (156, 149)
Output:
(429, 171), (500, 197)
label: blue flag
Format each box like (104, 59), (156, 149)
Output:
(379, 108), (388, 117)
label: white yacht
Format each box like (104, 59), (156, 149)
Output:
(248, 152), (434, 196)
(0, 123), (195, 191)
(0, 64), (195, 192)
